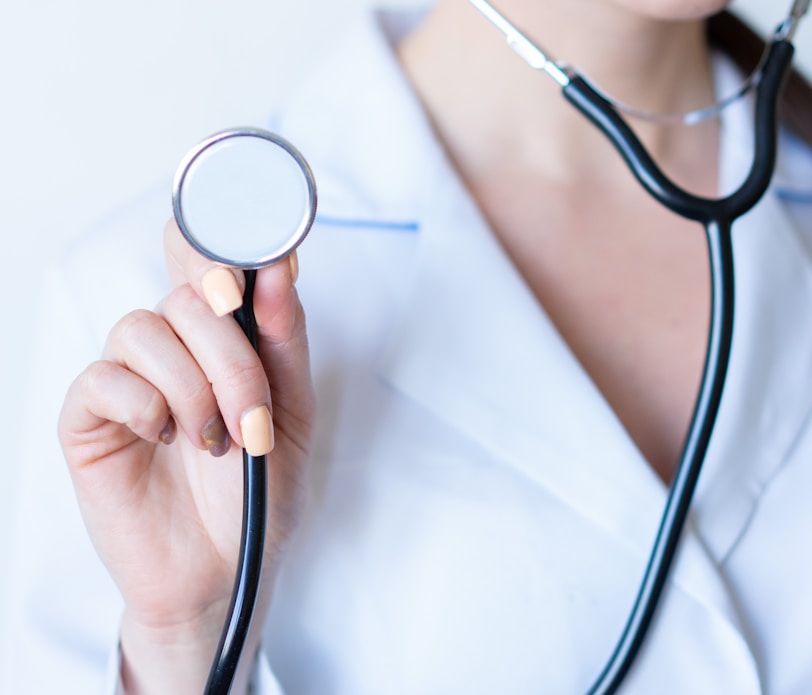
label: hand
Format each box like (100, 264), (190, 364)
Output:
(58, 219), (314, 694)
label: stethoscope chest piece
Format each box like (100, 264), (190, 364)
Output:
(173, 128), (317, 269)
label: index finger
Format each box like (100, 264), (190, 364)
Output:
(163, 218), (246, 317)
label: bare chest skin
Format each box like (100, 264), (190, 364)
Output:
(472, 173), (712, 483)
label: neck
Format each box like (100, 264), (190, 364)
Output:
(397, 0), (720, 192)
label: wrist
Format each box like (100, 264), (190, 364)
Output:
(119, 607), (224, 695)
(119, 601), (266, 695)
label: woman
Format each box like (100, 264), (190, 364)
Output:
(9, 0), (812, 692)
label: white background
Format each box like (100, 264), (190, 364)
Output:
(0, 0), (808, 660)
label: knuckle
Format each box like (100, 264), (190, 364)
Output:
(80, 359), (118, 397)
(111, 309), (166, 349)
(177, 375), (214, 411)
(79, 360), (168, 439)
(218, 358), (268, 396)
(161, 283), (201, 316)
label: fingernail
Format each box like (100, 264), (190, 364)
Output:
(240, 406), (274, 456)
(159, 417), (176, 445)
(202, 413), (231, 457)
(288, 250), (299, 285)
(202, 267), (243, 317)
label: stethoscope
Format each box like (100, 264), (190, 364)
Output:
(171, 2), (808, 692)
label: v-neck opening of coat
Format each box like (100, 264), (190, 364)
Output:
(275, 6), (812, 658)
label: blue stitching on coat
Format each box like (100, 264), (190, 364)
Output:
(775, 188), (812, 204)
(315, 214), (420, 232)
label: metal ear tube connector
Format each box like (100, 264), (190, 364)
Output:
(468, 0), (571, 86)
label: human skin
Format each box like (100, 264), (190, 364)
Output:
(59, 0), (737, 691)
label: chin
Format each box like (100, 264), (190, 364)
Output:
(614, 0), (731, 21)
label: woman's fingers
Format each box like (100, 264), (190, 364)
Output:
(163, 217), (299, 323)
(59, 359), (173, 467)
(67, 228), (305, 464)
(159, 284), (273, 456)
(79, 284), (273, 459)
(162, 215), (311, 451)
(100, 305), (230, 457)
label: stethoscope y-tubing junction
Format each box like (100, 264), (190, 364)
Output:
(572, 42), (794, 695)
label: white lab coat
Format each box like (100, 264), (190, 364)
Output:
(5, 8), (812, 694)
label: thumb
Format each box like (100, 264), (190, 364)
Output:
(251, 252), (314, 451)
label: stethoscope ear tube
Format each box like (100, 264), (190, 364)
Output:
(562, 77), (708, 221)
(204, 269), (268, 695)
(728, 40), (795, 215)
(562, 39), (795, 223)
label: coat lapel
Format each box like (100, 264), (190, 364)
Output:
(377, 160), (668, 553)
(692, 56), (812, 562)
(374, 118), (758, 679)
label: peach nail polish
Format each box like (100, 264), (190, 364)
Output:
(240, 406), (274, 456)
(288, 250), (299, 284)
(202, 267), (243, 317)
